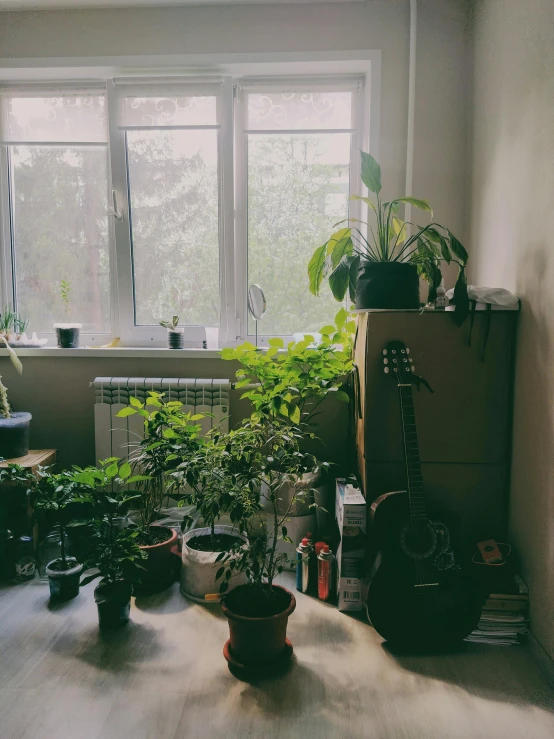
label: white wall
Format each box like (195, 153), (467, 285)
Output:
(469, 0), (554, 660)
(0, 0), (472, 248)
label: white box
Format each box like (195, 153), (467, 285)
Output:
(335, 478), (367, 612)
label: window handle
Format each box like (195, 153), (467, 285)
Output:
(108, 190), (124, 221)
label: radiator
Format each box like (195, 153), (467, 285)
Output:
(91, 377), (230, 464)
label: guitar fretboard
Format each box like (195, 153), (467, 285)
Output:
(398, 384), (427, 523)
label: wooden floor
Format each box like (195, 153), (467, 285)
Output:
(0, 573), (553, 739)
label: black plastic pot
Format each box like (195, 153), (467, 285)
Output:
(94, 580), (132, 629)
(355, 262), (420, 310)
(46, 558), (83, 601)
(55, 326), (81, 348)
(0, 412), (32, 460)
(167, 329), (184, 349)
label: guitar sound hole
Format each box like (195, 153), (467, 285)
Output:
(401, 523), (437, 559)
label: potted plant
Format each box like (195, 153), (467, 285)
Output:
(73, 460), (147, 629)
(53, 280), (81, 348)
(308, 151), (470, 325)
(117, 393), (201, 594)
(160, 315), (184, 349)
(0, 307), (29, 343)
(31, 468), (85, 601)
(216, 418), (326, 673)
(0, 336), (31, 460)
(222, 308), (355, 512)
(175, 429), (257, 602)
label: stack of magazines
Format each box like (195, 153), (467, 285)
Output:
(465, 574), (529, 646)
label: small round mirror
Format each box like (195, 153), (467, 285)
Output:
(248, 284), (267, 321)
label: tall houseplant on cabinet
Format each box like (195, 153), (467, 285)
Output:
(0, 338), (31, 459)
(54, 280), (81, 348)
(308, 151), (470, 324)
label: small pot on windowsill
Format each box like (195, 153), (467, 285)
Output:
(54, 323), (81, 349)
(167, 328), (184, 349)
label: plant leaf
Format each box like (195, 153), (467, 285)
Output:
(308, 243), (327, 296)
(448, 232), (468, 265)
(349, 254), (361, 303)
(360, 151), (382, 194)
(328, 258), (351, 301)
(0, 335), (22, 375)
(330, 234), (353, 269)
(116, 407), (136, 418)
(392, 197), (433, 216)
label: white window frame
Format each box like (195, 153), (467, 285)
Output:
(0, 56), (380, 349)
(0, 83), (113, 346)
(234, 76), (365, 346)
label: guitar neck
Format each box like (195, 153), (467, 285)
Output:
(398, 384), (427, 522)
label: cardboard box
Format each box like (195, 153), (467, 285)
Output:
(335, 478), (367, 611)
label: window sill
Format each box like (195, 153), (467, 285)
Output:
(0, 347), (223, 359)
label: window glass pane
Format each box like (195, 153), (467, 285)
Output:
(247, 91), (352, 131)
(4, 94), (107, 143)
(126, 129), (220, 326)
(122, 95), (217, 127)
(247, 132), (351, 336)
(10, 145), (111, 333)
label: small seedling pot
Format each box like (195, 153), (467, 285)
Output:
(167, 329), (184, 349)
(0, 411), (32, 459)
(94, 579), (133, 629)
(46, 558), (83, 601)
(54, 323), (82, 348)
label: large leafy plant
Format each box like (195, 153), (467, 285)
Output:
(0, 334), (23, 421)
(116, 392), (205, 533)
(72, 459), (147, 587)
(221, 309), (355, 428)
(214, 418), (326, 603)
(308, 151), (469, 323)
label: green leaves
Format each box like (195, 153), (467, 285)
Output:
(308, 243), (327, 296)
(360, 151), (382, 194)
(116, 407), (137, 418)
(391, 196), (433, 216)
(328, 258), (351, 301)
(448, 231), (468, 266)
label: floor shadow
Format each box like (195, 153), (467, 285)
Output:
(133, 581), (190, 614)
(383, 640), (554, 712)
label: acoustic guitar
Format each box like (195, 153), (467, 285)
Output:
(365, 340), (481, 649)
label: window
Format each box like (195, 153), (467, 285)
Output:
(237, 84), (361, 337)
(0, 91), (111, 334)
(0, 76), (365, 346)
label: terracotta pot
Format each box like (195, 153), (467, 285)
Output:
(136, 525), (177, 595)
(221, 584), (296, 666)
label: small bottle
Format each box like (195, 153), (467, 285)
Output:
(435, 284), (448, 311)
(16, 535), (36, 581)
(305, 531), (317, 594)
(318, 544), (335, 602)
(296, 537), (312, 593)
(0, 529), (16, 581)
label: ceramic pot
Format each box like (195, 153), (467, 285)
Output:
(221, 584), (296, 667)
(355, 262), (419, 309)
(0, 412), (31, 459)
(136, 525), (177, 595)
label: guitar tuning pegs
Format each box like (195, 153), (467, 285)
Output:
(392, 350), (396, 354)
(411, 366), (415, 372)
(403, 358), (407, 362)
(401, 349), (405, 354)
(393, 358), (397, 363)
(384, 367), (389, 373)
(383, 349), (388, 355)
(406, 348), (410, 354)
(409, 358), (413, 363)
(383, 358), (388, 365)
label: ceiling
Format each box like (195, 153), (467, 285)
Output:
(1, 0), (358, 10)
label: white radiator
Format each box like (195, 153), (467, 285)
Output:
(91, 377), (230, 464)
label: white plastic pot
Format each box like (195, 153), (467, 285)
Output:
(180, 525), (247, 603)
